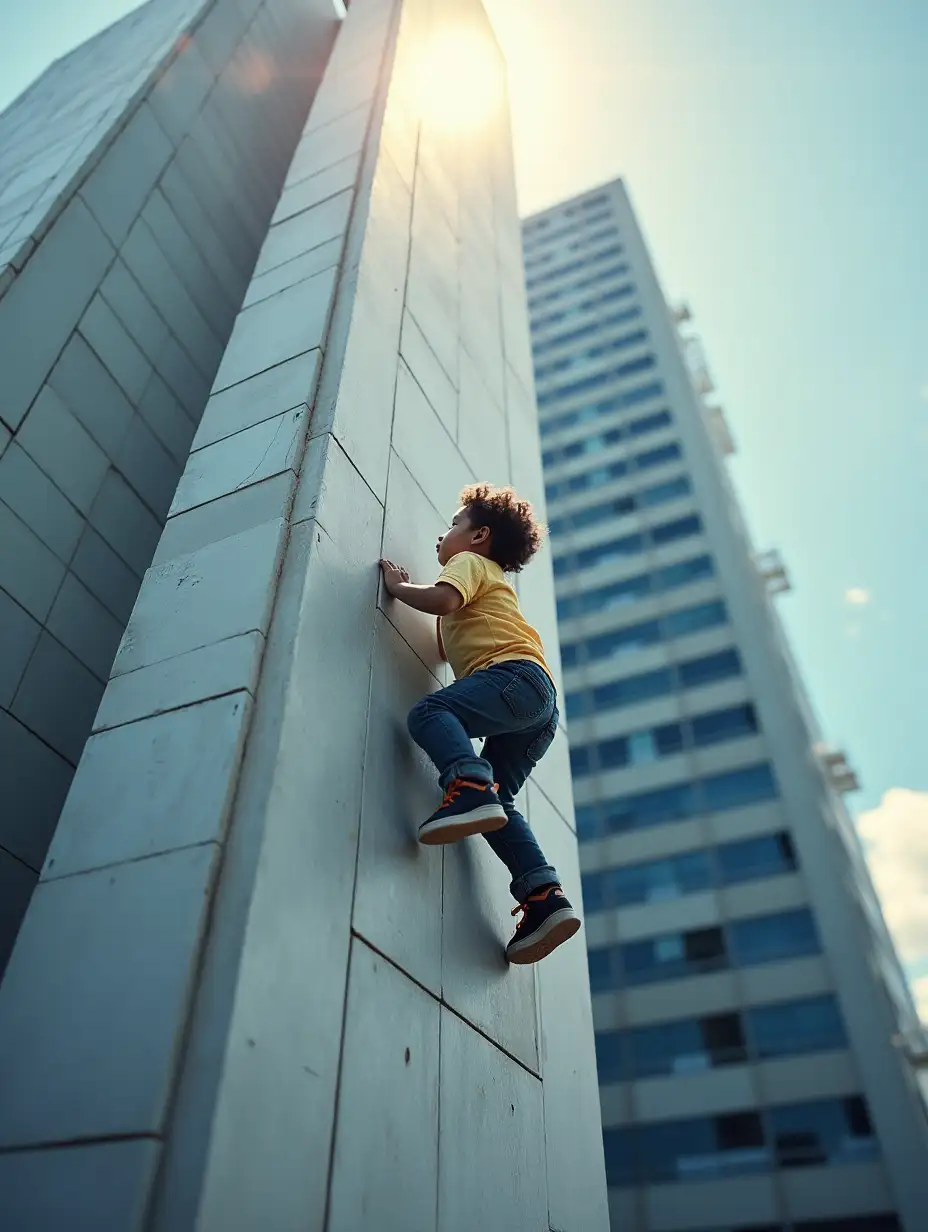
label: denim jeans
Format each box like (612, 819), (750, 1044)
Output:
(406, 659), (560, 902)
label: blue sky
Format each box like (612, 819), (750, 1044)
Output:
(2, 0), (926, 994)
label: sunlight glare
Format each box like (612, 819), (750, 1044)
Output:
(414, 28), (502, 133)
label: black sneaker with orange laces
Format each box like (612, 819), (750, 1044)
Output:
(418, 778), (508, 846)
(506, 885), (582, 964)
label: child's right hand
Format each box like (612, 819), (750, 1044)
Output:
(379, 558), (410, 596)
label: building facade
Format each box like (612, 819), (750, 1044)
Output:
(524, 180), (928, 1232)
(0, 2), (607, 1229)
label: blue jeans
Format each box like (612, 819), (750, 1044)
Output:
(407, 660), (560, 902)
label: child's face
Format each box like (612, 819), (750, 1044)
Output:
(436, 507), (487, 566)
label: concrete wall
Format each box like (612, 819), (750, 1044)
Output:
(0, 1), (608, 1228)
(0, 0), (337, 974)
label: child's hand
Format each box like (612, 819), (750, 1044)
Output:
(379, 558), (410, 596)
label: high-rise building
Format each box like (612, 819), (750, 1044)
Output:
(0, 2), (607, 1227)
(524, 179), (928, 1232)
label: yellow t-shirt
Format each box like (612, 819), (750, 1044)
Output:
(438, 552), (552, 681)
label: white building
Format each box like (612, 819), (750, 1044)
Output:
(524, 179), (928, 1232)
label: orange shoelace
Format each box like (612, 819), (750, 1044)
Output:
(437, 778), (498, 811)
(511, 886), (560, 930)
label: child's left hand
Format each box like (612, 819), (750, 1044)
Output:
(379, 558), (410, 596)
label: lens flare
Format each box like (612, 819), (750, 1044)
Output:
(413, 28), (503, 133)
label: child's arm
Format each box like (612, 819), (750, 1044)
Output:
(379, 559), (463, 616)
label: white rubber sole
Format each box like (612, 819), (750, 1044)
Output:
(507, 908), (582, 965)
(418, 803), (508, 846)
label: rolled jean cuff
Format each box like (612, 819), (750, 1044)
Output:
(440, 756), (494, 790)
(510, 863), (559, 904)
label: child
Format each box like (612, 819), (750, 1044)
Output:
(379, 482), (581, 964)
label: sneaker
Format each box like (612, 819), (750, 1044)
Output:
(418, 779), (508, 846)
(506, 886), (581, 964)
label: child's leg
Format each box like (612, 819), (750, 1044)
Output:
(406, 676), (497, 790)
(482, 719), (560, 902)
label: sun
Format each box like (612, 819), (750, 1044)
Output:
(413, 27), (504, 134)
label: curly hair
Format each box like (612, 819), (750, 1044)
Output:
(459, 483), (546, 573)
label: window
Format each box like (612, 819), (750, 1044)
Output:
(635, 442), (680, 470)
(576, 532), (645, 570)
(769, 1097), (876, 1169)
(595, 781), (698, 836)
(690, 703), (759, 747)
(628, 1012), (746, 1079)
(584, 618), (661, 660)
(539, 387), (668, 449)
(593, 666), (674, 710)
(678, 647), (742, 688)
(637, 1111), (768, 1184)
(587, 947), (615, 993)
(583, 849), (713, 911)
(536, 353), (657, 407)
(602, 1127), (637, 1188)
(621, 926), (727, 986)
(524, 242), (625, 290)
(532, 304), (642, 357)
(663, 599), (726, 638)
(651, 513), (702, 545)
(639, 475), (691, 506)
(653, 553), (714, 588)
(746, 995), (846, 1059)
(527, 259), (630, 308)
(628, 407), (672, 437)
(594, 1029), (627, 1084)
(703, 762), (779, 812)
(569, 746), (591, 776)
(717, 832), (797, 885)
(557, 554), (713, 622)
(728, 908), (819, 967)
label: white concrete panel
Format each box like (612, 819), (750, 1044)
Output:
(94, 632), (264, 732)
(328, 940), (440, 1232)
(437, 1008), (547, 1232)
(634, 1064), (757, 1123)
(354, 613), (444, 994)
(0, 844), (219, 1146)
(400, 310), (458, 436)
(380, 450), (448, 671)
(113, 518), (286, 675)
(457, 343), (509, 485)
(755, 1049), (858, 1107)
(171, 407), (307, 515)
(441, 826), (539, 1074)
(154, 473), (295, 564)
(780, 1160), (893, 1222)
(391, 359), (472, 519)
(193, 349), (322, 451)
(45, 693), (251, 878)
(645, 1173), (778, 1231)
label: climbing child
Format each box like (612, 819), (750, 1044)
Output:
(379, 482), (581, 964)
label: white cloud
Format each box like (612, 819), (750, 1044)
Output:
(845, 587), (871, 606)
(858, 790), (928, 965)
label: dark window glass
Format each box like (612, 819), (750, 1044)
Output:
(703, 762), (778, 812)
(651, 513), (702, 545)
(569, 746), (591, 776)
(557, 571), (651, 619)
(585, 619), (661, 661)
(591, 666), (674, 711)
(653, 553), (714, 588)
(560, 642), (579, 668)
(577, 531), (645, 569)
(662, 600), (727, 639)
(638, 1111), (768, 1183)
(597, 736), (629, 770)
(678, 647), (741, 688)
(605, 849), (713, 908)
(640, 475), (692, 507)
(564, 691), (588, 720)
(594, 1030), (626, 1084)
(654, 720), (685, 756)
(717, 832), (797, 885)
(747, 995), (846, 1059)
(587, 947), (615, 993)
(630, 1017), (707, 1078)
(601, 781), (698, 833)
(602, 1126), (637, 1188)
(768, 1097), (876, 1169)
(575, 804), (599, 840)
(728, 908), (819, 967)
(628, 408), (672, 437)
(621, 926), (726, 986)
(635, 443), (680, 470)
(690, 703), (759, 747)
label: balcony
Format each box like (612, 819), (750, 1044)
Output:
(755, 549), (791, 595)
(814, 745), (861, 794)
(706, 405), (736, 456)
